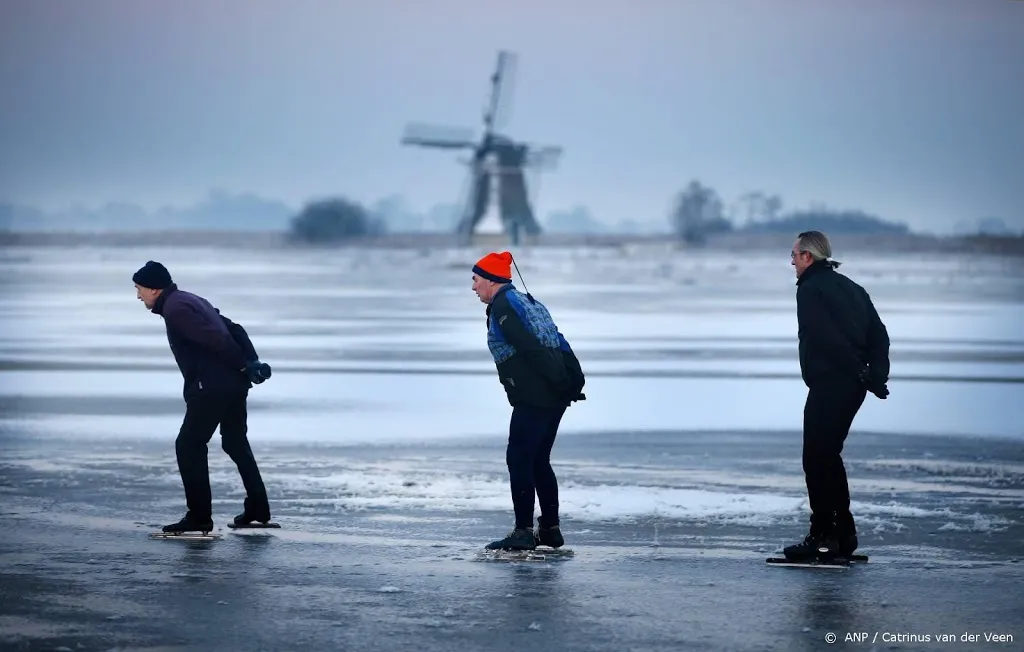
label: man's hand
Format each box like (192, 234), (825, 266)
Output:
(243, 360), (272, 384)
(858, 365), (889, 400)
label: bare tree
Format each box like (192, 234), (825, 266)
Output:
(736, 191), (784, 226)
(670, 180), (732, 245)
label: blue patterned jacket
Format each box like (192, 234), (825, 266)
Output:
(485, 284), (585, 408)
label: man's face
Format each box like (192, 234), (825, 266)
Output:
(135, 283), (161, 310)
(791, 239), (812, 278)
(471, 274), (498, 303)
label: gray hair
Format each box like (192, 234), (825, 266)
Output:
(797, 230), (841, 268)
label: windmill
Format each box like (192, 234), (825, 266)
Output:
(400, 50), (563, 246)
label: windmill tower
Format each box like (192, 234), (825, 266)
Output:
(400, 50), (563, 246)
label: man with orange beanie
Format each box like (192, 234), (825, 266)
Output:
(471, 251), (586, 551)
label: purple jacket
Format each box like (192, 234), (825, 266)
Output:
(152, 284), (258, 399)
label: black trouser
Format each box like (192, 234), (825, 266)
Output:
(507, 404), (567, 530)
(176, 391), (269, 521)
(802, 376), (867, 537)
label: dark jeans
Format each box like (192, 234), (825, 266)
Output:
(507, 404), (567, 530)
(176, 392), (269, 521)
(802, 377), (867, 536)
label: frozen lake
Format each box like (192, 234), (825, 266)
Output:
(2, 244), (1023, 445)
(0, 243), (1022, 650)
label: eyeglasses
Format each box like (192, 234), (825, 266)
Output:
(790, 250), (806, 259)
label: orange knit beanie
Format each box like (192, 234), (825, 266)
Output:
(472, 251), (513, 284)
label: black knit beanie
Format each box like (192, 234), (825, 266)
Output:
(132, 261), (173, 290)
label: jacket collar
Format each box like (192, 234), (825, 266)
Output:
(151, 283), (178, 315)
(487, 282), (515, 304)
(484, 283), (515, 325)
(796, 260), (832, 287)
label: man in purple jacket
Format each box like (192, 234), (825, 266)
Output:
(133, 260), (273, 533)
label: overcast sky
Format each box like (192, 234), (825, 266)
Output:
(1, 0), (1021, 233)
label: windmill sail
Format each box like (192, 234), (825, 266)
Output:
(401, 123), (477, 150)
(485, 51), (518, 135)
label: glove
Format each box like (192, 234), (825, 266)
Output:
(858, 365), (888, 400)
(244, 360), (272, 385)
(869, 382), (889, 400)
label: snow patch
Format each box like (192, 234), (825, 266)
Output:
(243, 467), (1003, 530)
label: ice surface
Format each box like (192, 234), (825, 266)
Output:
(1, 245), (1022, 541)
(5, 440), (1011, 534)
(3, 369), (1023, 440)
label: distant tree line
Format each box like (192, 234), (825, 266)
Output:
(668, 179), (911, 245)
(2, 184), (1015, 240)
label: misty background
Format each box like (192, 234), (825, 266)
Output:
(0, 0), (1022, 237)
(2, 4), (1024, 648)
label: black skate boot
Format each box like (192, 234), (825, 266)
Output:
(534, 522), (564, 549)
(834, 512), (858, 557)
(162, 512), (214, 534)
(783, 531), (838, 562)
(485, 528), (537, 551)
(233, 509), (272, 527)
(836, 533), (858, 558)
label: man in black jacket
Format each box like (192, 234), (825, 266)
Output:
(133, 260), (274, 533)
(471, 251), (586, 552)
(785, 232), (890, 561)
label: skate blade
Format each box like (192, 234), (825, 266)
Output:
(149, 531), (221, 541)
(477, 547), (575, 562)
(766, 555), (866, 568)
(227, 522), (281, 530)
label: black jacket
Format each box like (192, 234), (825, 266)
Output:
(152, 284), (259, 400)
(486, 286), (586, 409)
(795, 261), (890, 388)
